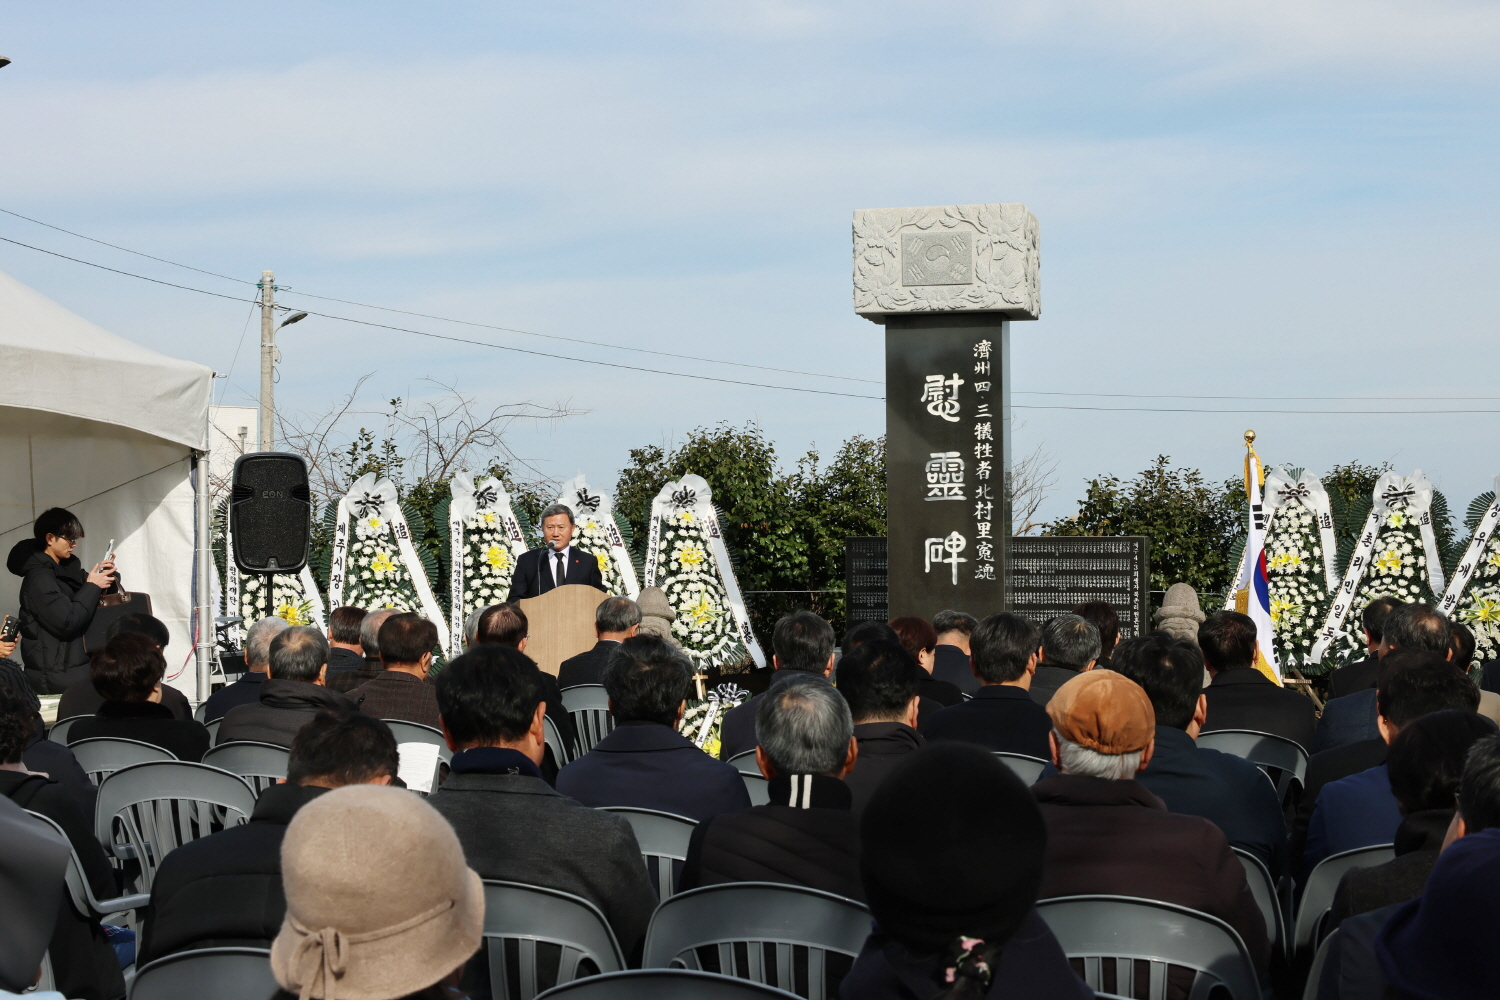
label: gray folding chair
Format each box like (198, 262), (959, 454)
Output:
(742, 773), (770, 806)
(193, 701), (210, 724)
(1232, 848), (1286, 960)
(993, 752), (1049, 785)
(643, 882), (871, 1000)
(382, 719), (452, 756)
(48, 715), (91, 745)
(1292, 844), (1394, 959)
(536, 969), (801, 999)
(476, 880), (625, 1000)
(69, 737), (177, 786)
(727, 750), (762, 776)
(545, 714), (571, 768)
(1037, 894), (1262, 1000)
(205, 718), (222, 743)
(129, 946), (277, 1000)
(1303, 930), (1337, 1000)
(25, 811), (150, 926)
(561, 685), (615, 756)
(599, 807), (697, 898)
(202, 741), (290, 795)
(95, 761), (257, 892)
(1197, 729), (1309, 810)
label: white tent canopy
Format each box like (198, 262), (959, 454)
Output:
(0, 269), (212, 697)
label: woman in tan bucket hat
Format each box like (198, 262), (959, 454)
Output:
(270, 785), (483, 1000)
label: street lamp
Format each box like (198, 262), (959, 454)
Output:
(278, 311), (308, 330)
(0, 56), (12, 69)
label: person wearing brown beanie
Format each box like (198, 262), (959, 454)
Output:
(270, 785), (483, 1000)
(842, 742), (1090, 999)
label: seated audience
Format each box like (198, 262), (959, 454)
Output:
(217, 626), (353, 748)
(0, 664), (94, 821)
(680, 674), (863, 901)
(1302, 651), (1479, 874)
(323, 604), (369, 679)
(1326, 709), (1496, 930)
(349, 613), (441, 728)
(889, 616), (963, 725)
(836, 639), (927, 816)
(1449, 619), (1500, 726)
(844, 743), (1091, 1000)
(1030, 614), (1101, 708)
(473, 601), (576, 773)
(557, 596), (641, 688)
(1071, 600), (1120, 670)
(556, 634), (749, 820)
(57, 613), (192, 721)
(325, 608), (394, 694)
(426, 645), (656, 960)
(718, 611), (837, 761)
(138, 710), (399, 964)
(931, 609), (979, 696)
(201, 616), (288, 722)
(1325, 596), (1403, 699)
(1200, 610), (1317, 750)
(69, 632), (209, 761)
(1033, 670), (1270, 993)
(0, 794), (71, 1000)
(268, 785), (482, 1000)
(0, 685), (123, 1000)
(1111, 632), (1288, 874)
(922, 612), (1052, 760)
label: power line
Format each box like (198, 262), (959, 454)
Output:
(0, 236), (256, 305)
(0, 207), (253, 285)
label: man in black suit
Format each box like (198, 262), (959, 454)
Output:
(1325, 596), (1404, 700)
(921, 612), (1053, 760)
(1030, 614), (1101, 708)
(508, 503), (607, 600)
(717, 611), (836, 761)
(558, 597), (641, 688)
(931, 609), (979, 696)
(1199, 610), (1318, 750)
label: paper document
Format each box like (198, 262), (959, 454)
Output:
(397, 742), (442, 794)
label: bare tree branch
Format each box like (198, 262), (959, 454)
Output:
(1007, 441), (1059, 536)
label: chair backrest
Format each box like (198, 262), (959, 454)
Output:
(26, 810), (149, 919)
(727, 750), (762, 776)
(993, 752), (1048, 785)
(205, 718), (222, 744)
(535, 969), (802, 999)
(643, 882), (871, 1000)
(95, 761), (257, 892)
(742, 773), (770, 806)
(478, 880), (625, 1000)
(193, 701), (209, 724)
(48, 715), (91, 745)
(1231, 848), (1284, 960)
(561, 685), (615, 756)
(202, 741), (291, 795)
(1302, 929), (1337, 1000)
(1197, 729), (1309, 808)
(1036, 894), (1262, 1000)
(544, 713), (570, 768)
(1293, 844), (1395, 957)
(69, 737), (177, 785)
(599, 807), (697, 898)
(382, 719), (453, 758)
(129, 946), (277, 1000)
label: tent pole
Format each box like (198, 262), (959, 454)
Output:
(194, 407), (214, 704)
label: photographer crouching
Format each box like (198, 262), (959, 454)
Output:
(6, 507), (117, 695)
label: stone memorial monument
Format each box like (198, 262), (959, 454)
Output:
(853, 204), (1040, 619)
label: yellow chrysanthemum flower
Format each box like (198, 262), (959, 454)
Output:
(1466, 598), (1500, 624)
(677, 510), (695, 524)
(371, 551), (396, 576)
(484, 545), (511, 570)
(275, 602), (311, 626)
(685, 594), (717, 626)
(366, 516), (383, 530)
(679, 544), (707, 567)
(1374, 549), (1403, 574)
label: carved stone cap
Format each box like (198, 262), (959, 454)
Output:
(853, 203), (1040, 321)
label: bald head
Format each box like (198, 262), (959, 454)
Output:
(268, 626), (329, 683)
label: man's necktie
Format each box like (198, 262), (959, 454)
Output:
(555, 551), (566, 587)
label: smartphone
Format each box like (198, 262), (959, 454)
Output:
(103, 539), (116, 564)
(0, 616), (18, 644)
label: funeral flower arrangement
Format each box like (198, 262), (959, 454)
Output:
(552, 475), (639, 598)
(344, 506), (422, 612)
(1334, 501), (1437, 658)
(239, 573), (318, 627)
(572, 508), (628, 596)
(1260, 472), (1335, 671)
(451, 473), (529, 622)
(679, 683), (750, 759)
(1444, 487), (1500, 662)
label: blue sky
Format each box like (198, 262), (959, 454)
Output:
(2, 1), (1498, 523)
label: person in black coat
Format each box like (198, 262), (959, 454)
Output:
(836, 639), (927, 817)
(844, 743), (1091, 1000)
(557, 597), (641, 688)
(506, 503), (607, 600)
(718, 611), (836, 761)
(556, 634), (748, 822)
(931, 609), (979, 697)
(1112, 632), (1289, 874)
(6, 507), (117, 695)
(1324, 596), (1404, 700)
(200, 617), (288, 723)
(57, 613), (193, 722)
(136, 709), (399, 965)
(0, 684), (124, 1000)
(1198, 611), (1317, 750)
(681, 674), (863, 901)
(217, 627), (353, 749)
(326, 609), (395, 694)
(922, 613), (1053, 761)
(1029, 614), (1101, 708)
(0, 658), (96, 819)
(888, 617), (963, 727)
(69, 632), (210, 762)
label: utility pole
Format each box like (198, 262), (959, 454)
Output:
(258, 269), (276, 451)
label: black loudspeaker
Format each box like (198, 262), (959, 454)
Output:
(231, 452), (312, 573)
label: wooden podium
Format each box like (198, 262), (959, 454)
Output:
(519, 584), (607, 676)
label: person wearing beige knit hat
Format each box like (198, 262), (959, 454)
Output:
(270, 785), (483, 1000)
(1031, 669), (1272, 988)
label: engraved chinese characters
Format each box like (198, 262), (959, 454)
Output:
(971, 339), (998, 584)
